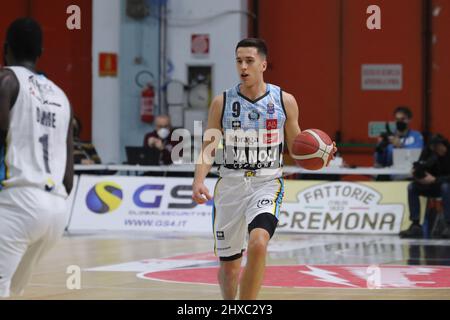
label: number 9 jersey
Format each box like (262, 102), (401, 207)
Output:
(1, 67), (71, 198)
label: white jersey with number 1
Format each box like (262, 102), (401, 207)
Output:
(0, 66), (70, 198)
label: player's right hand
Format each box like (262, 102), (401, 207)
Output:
(192, 182), (212, 204)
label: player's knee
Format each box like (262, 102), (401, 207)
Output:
(247, 235), (269, 256)
(220, 263), (240, 280)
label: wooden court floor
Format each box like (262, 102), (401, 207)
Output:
(10, 232), (450, 300)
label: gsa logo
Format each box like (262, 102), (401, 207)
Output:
(86, 182), (123, 214)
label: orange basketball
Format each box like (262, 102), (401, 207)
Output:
(292, 129), (334, 170)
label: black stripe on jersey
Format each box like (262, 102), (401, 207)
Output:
(221, 91), (226, 129)
(280, 88), (287, 118)
(237, 90), (270, 104)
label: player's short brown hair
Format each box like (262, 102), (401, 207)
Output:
(236, 38), (268, 58)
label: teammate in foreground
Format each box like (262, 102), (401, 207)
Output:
(0, 18), (73, 298)
(192, 38), (336, 299)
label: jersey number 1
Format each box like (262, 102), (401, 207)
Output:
(39, 134), (51, 174)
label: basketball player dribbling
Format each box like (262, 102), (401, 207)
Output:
(0, 18), (73, 298)
(192, 38), (337, 300)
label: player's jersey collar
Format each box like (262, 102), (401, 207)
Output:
(236, 83), (270, 104)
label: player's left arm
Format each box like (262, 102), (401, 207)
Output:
(282, 91), (337, 160)
(282, 91), (302, 156)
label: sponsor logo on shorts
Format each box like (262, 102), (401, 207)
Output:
(216, 231), (225, 240)
(217, 246), (231, 251)
(257, 199), (274, 208)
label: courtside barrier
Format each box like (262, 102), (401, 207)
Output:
(67, 175), (409, 234)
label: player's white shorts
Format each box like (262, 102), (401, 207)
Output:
(0, 187), (68, 298)
(212, 175), (284, 258)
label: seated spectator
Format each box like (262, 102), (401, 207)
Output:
(73, 116), (102, 165)
(143, 115), (177, 165)
(374, 106), (424, 168)
(400, 134), (450, 239)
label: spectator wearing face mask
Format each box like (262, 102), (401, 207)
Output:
(143, 115), (176, 165)
(374, 106), (424, 168)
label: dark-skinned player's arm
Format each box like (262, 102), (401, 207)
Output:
(282, 91), (337, 162)
(63, 105), (74, 195)
(192, 94), (224, 204)
(0, 69), (19, 132)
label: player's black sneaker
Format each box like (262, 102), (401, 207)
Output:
(399, 223), (423, 239)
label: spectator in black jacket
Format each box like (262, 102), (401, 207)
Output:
(143, 115), (177, 165)
(73, 116), (102, 165)
(400, 134), (450, 239)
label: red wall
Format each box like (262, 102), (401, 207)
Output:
(342, 0), (423, 141)
(259, 0), (445, 166)
(431, 0), (450, 136)
(0, 0), (92, 140)
(341, 0), (423, 165)
(259, 0), (341, 141)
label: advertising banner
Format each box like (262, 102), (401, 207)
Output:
(68, 176), (217, 232)
(68, 176), (410, 235)
(279, 180), (408, 234)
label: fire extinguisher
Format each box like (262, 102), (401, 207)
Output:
(136, 71), (156, 123)
(140, 83), (155, 123)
